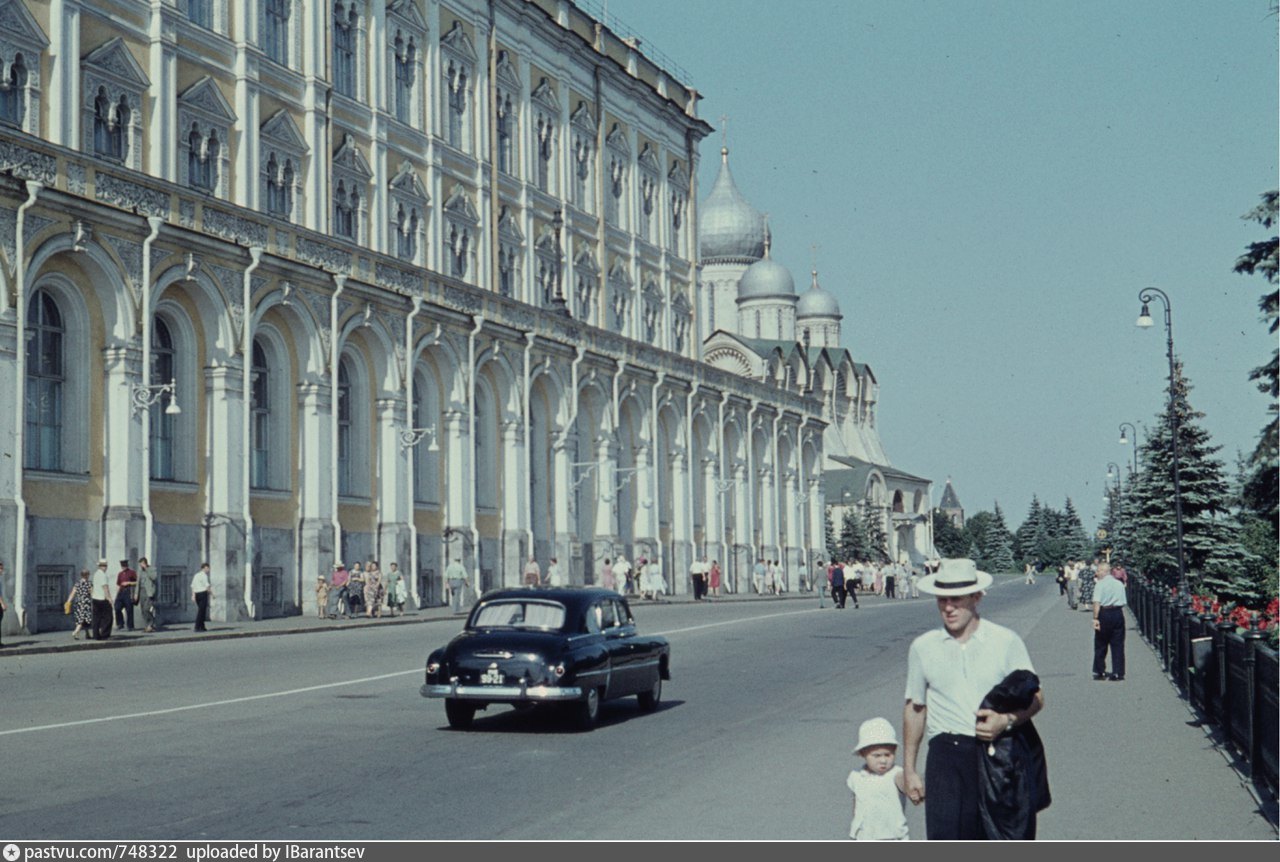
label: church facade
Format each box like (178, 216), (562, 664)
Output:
(0, 0), (843, 634)
(695, 148), (934, 566)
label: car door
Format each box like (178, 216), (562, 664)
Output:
(599, 598), (636, 695)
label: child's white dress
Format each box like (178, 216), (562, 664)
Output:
(847, 765), (909, 840)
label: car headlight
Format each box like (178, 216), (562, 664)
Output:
(552, 663), (566, 679)
(426, 661), (441, 674)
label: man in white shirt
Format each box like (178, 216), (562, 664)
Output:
(902, 558), (1044, 840)
(190, 562), (213, 632)
(445, 557), (468, 613)
(91, 559), (114, 640)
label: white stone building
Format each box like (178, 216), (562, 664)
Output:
(695, 147), (934, 565)
(0, 0), (837, 634)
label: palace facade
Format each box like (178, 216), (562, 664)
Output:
(0, 0), (850, 633)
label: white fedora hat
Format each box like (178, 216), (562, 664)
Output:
(853, 717), (899, 753)
(917, 558), (993, 596)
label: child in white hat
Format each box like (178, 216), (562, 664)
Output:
(847, 717), (909, 840)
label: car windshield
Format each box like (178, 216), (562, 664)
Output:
(470, 600), (567, 631)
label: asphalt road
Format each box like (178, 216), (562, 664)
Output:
(1, 582), (1273, 840)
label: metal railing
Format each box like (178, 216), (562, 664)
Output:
(1127, 574), (1278, 796)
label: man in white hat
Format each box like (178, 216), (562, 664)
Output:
(901, 558), (1044, 840)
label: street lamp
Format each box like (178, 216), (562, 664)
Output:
(1136, 287), (1188, 598)
(399, 426), (439, 451)
(1118, 422), (1138, 475)
(1105, 461), (1123, 502)
(131, 379), (181, 415)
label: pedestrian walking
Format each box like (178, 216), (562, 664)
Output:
(844, 562), (861, 609)
(1078, 559), (1097, 610)
(114, 559), (138, 631)
(847, 717), (909, 841)
(68, 569), (93, 639)
(830, 561), (846, 608)
(91, 559), (114, 639)
(137, 556), (159, 632)
(386, 562), (406, 616)
(600, 558), (615, 591)
(328, 562), (350, 618)
(445, 557), (469, 613)
(902, 558), (1044, 840)
(691, 558), (708, 600)
(363, 561), (384, 618)
(613, 555), (632, 594)
(1065, 562), (1079, 610)
(1091, 560), (1127, 681)
(346, 563), (366, 616)
(1024, 563), (1036, 585)
(545, 557), (564, 587)
(816, 560), (826, 608)
(884, 565), (897, 600)
(752, 558), (766, 594)
(190, 562), (213, 632)
(522, 556), (541, 588)
(709, 559), (722, 597)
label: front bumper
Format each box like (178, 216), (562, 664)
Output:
(421, 681), (584, 701)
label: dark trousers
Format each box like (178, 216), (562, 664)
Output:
(885, 576), (896, 598)
(831, 581), (845, 607)
(91, 598), (113, 639)
(114, 588), (135, 629)
(194, 590), (209, 631)
(692, 575), (707, 600)
(845, 582), (860, 607)
(925, 734), (984, 840)
(1093, 606), (1126, 677)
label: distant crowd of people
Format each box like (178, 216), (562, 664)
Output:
(818, 558), (927, 609)
(321, 560), (408, 620)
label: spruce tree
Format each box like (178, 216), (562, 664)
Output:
(932, 510), (967, 557)
(824, 509), (836, 561)
(865, 511), (890, 563)
(1129, 362), (1246, 594)
(1014, 496), (1044, 565)
(838, 509), (869, 562)
(987, 532), (1016, 573)
(1061, 497), (1091, 560)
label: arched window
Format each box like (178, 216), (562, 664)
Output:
(337, 357), (353, 496)
(25, 290), (64, 470)
(333, 3), (358, 98)
(263, 0), (290, 65)
(150, 318), (177, 480)
(393, 31), (416, 124)
(447, 62), (468, 150)
(251, 339), (270, 488)
(496, 94), (513, 174)
(0, 54), (27, 127)
(92, 88), (113, 157)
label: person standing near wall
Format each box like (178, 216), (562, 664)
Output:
(190, 562), (212, 633)
(137, 557), (159, 632)
(91, 559), (114, 640)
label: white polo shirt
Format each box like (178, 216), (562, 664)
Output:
(191, 569), (211, 595)
(904, 618), (1035, 739)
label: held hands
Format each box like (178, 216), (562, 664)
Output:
(1093, 618), (1101, 631)
(903, 769), (925, 805)
(974, 708), (1013, 742)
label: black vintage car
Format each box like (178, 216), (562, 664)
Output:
(421, 587), (671, 730)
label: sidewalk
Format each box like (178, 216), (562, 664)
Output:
(1023, 587), (1278, 840)
(0, 584), (819, 657)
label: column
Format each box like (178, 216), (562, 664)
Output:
(700, 456), (723, 568)
(669, 449), (692, 596)
(232, 0), (260, 208)
(101, 344), (145, 566)
(731, 463), (751, 594)
(784, 471), (804, 590)
(758, 465), (777, 567)
(440, 409), (472, 569)
(632, 441), (657, 570)
(203, 358), (247, 622)
(0, 311), (19, 634)
(47, 0), (81, 149)
(375, 396), (410, 586)
(147, 3), (177, 180)
(551, 428), (575, 579)
(297, 381), (334, 615)
(500, 419), (526, 587)
(592, 434), (618, 552)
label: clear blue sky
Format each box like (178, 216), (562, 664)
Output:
(603, 0), (1279, 532)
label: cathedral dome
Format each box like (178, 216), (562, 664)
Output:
(699, 148), (767, 263)
(738, 255), (796, 300)
(796, 270), (842, 319)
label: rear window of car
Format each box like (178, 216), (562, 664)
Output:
(470, 600), (567, 631)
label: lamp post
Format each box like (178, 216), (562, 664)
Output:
(1117, 422), (1139, 476)
(131, 379), (182, 416)
(1105, 461), (1123, 502)
(1136, 287), (1188, 598)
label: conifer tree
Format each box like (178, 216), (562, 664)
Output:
(839, 509), (870, 562)
(1061, 497), (1091, 560)
(1128, 363), (1246, 594)
(932, 510), (967, 557)
(865, 510), (890, 563)
(1014, 496), (1044, 565)
(986, 532), (1016, 573)
(824, 509), (836, 561)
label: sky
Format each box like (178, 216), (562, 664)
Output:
(599, 0), (1279, 533)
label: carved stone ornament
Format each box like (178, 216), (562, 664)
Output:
(0, 140), (58, 185)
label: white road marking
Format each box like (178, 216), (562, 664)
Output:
(0, 670), (419, 737)
(1, 604), (869, 736)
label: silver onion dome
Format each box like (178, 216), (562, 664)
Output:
(796, 270), (842, 319)
(698, 148), (767, 264)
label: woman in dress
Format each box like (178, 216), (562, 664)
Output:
(346, 563), (366, 616)
(709, 560), (722, 597)
(600, 558), (615, 591)
(385, 564), (404, 617)
(68, 569), (94, 639)
(363, 561), (384, 618)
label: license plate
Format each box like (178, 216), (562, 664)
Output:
(480, 664), (504, 685)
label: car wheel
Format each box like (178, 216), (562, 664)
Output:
(637, 675), (662, 712)
(573, 687), (600, 730)
(444, 698), (476, 730)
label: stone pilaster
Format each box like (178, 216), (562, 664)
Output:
(500, 420), (526, 587)
(101, 343), (145, 565)
(203, 359), (248, 621)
